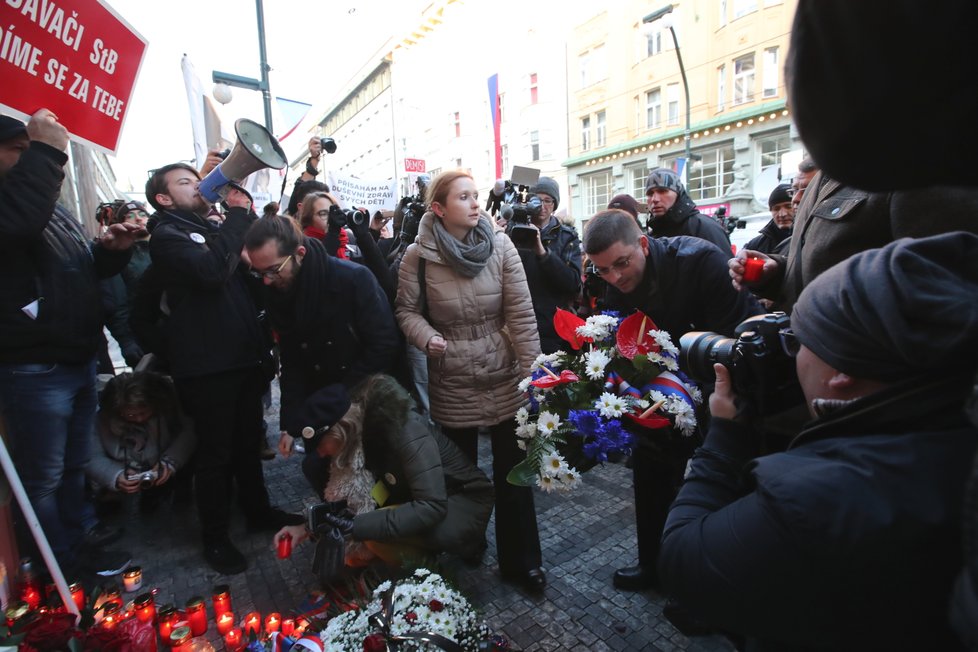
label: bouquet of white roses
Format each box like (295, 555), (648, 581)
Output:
(508, 309), (702, 493)
(319, 569), (490, 651)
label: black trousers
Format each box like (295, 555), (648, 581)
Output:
(442, 421), (542, 576)
(632, 441), (691, 569)
(174, 366), (271, 544)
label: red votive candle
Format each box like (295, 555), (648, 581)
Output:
(280, 618), (294, 637)
(185, 597), (207, 636)
(134, 593), (155, 624)
(264, 612), (280, 634)
(243, 611), (261, 637)
(212, 585), (232, 617)
(169, 626), (192, 651)
(277, 532), (292, 559)
(69, 583), (85, 612)
(216, 610), (235, 635)
(101, 602), (121, 630)
(224, 627), (243, 649)
(157, 605), (178, 640)
(742, 256), (764, 283)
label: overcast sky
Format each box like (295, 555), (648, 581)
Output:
(107, 0), (428, 191)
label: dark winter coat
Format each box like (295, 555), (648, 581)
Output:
(603, 236), (762, 344)
(660, 374), (976, 650)
(646, 189), (731, 255)
(268, 238), (399, 437)
(0, 142), (129, 364)
(352, 410), (494, 558)
(744, 218), (790, 255)
(148, 207), (268, 379)
(765, 173), (978, 311)
(511, 216), (583, 353)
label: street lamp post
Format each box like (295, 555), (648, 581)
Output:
(643, 5), (691, 185)
(212, 0), (274, 132)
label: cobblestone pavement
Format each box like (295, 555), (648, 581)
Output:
(100, 381), (734, 651)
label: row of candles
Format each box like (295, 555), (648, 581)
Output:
(13, 574), (310, 651)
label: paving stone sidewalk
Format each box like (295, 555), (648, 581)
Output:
(101, 381), (734, 651)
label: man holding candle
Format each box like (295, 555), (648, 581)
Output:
(582, 210), (762, 591)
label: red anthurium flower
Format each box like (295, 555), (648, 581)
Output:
(531, 369), (580, 389)
(428, 599), (444, 612)
(616, 311), (661, 360)
(363, 633), (387, 652)
(625, 411), (672, 430)
(553, 308), (589, 350)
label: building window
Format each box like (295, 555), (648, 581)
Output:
(719, 0), (727, 25)
(454, 112), (461, 138)
(581, 117), (591, 150)
(664, 143), (735, 201)
(596, 111), (606, 147)
(530, 130), (540, 161)
(646, 88), (661, 129)
(646, 29), (662, 57)
(733, 54), (755, 105)
(579, 51), (591, 88)
(717, 64), (726, 112)
(626, 163), (650, 200)
(762, 47), (779, 98)
(582, 169), (612, 216)
(733, 0), (757, 18)
(529, 73), (538, 104)
(756, 129), (791, 173)
(666, 83), (680, 126)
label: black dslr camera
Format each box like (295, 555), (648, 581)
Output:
(715, 206), (746, 237)
(506, 189), (543, 249)
(327, 204), (368, 229)
(398, 174), (429, 245)
(680, 313), (803, 413)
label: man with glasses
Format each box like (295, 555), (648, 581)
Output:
(145, 163), (301, 575)
(582, 209), (761, 591)
(242, 215), (398, 495)
(660, 233), (978, 647)
(506, 176), (582, 354)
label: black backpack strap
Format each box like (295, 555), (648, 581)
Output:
(417, 256), (430, 322)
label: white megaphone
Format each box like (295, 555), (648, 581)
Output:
(198, 118), (288, 202)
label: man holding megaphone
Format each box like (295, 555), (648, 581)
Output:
(144, 158), (302, 575)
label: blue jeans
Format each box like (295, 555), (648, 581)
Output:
(0, 359), (100, 564)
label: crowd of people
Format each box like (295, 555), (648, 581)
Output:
(2, 2), (977, 647)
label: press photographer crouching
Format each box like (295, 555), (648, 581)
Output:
(88, 372), (196, 505)
(660, 233), (978, 649)
(273, 375), (493, 581)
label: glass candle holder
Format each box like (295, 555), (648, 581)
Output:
(243, 611), (260, 637)
(212, 585), (232, 617)
(185, 596), (207, 637)
(134, 593), (156, 624)
(264, 612), (280, 634)
(122, 566), (143, 593)
(216, 610), (235, 636)
(69, 583), (85, 612)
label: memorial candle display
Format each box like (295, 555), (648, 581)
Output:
(216, 610), (234, 635)
(224, 627), (242, 649)
(69, 583), (85, 612)
(134, 593), (156, 623)
(742, 255), (765, 283)
(101, 603), (121, 630)
(185, 596), (207, 636)
(169, 626), (192, 651)
(157, 605), (178, 641)
(212, 585), (232, 617)
(243, 611), (261, 637)
(264, 612), (280, 634)
(280, 618), (295, 637)
(123, 566), (143, 592)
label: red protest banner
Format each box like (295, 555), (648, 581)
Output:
(404, 158), (426, 173)
(0, 0), (147, 154)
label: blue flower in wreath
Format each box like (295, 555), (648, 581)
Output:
(568, 409), (602, 438)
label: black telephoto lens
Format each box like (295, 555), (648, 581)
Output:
(678, 332), (737, 383)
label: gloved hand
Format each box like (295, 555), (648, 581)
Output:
(322, 509), (354, 538)
(122, 343), (145, 368)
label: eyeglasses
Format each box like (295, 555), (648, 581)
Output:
(538, 196), (555, 206)
(593, 252), (635, 277)
(249, 255), (293, 280)
(315, 208), (332, 219)
(779, 328), (800, 357)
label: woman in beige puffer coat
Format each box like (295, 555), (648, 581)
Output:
(395, 169), (546, 590)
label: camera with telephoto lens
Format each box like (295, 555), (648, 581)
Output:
(506, 191), (544, 249)
(714, 206), (747, 237)
(398, 174), (429, 245)
(326, 204), (368, 229)
(679, 313), (803, 413)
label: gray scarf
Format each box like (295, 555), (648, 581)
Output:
(432, 215), (495, 278)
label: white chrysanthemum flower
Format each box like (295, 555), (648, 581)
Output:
(518, 377), (532, 393)
(648, 390), (668, 405)
(650, 329), (679, 355)
(537, 474), (557, 492)
(561, 467), (582, 489)
(662, 355), (679, 371)
(541, 452), (567, 475)
(575, 323), (602, 340)
(414, 568), (431, 578)
(515, 422), (537, 439)
(374, 580), (392, 596)
(584, 349), (611, 380)
(595, 392), (627, 418)
(536, 411), (561, 436)
(531, 352), (561, 372)
(688, 385), (703, 404)
(516, 439), (527, 451)
(515, 406), (529, 425)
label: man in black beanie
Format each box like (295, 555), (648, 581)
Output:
(506, 176), (582, 353)
(644, 168), (730, 253)
(743, 183), (793, 255)
(659, 232), (978, 648)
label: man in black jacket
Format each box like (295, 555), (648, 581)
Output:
(146, 163), (300, 574)
(242, 216), (398, 494)
(743, 184), (793, 255)
(644, 168), (731, 254)
(507, 177), (582, 353)
(583, 209), (761, 591)
(0, 110), (140, 576)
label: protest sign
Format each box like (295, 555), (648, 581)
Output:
(0, 0), (147, 154)
(327, 172), (398, 216)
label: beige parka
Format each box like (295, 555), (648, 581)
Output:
(395, 212), (541, 428)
